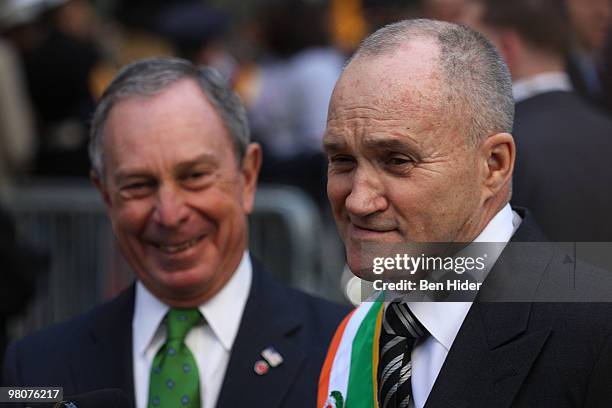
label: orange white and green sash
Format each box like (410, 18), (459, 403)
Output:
(318, 296), (385, 408)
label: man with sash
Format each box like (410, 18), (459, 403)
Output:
(318, 19), (612, 408)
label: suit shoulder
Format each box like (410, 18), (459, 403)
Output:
(2, 287), (133, 385)
(8, 287), (132, 352)
(516, 91), (612, 130)
(2, 308), (89, 386)
(7, 306), (93, 361)
(533, 257), (612, 332)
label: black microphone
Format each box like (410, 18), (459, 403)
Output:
(53, 389), (130, 407)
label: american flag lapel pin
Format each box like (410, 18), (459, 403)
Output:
(261, 346), (284, 367)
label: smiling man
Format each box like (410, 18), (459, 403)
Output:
(318, 20), (612, 408)
(2, 57), (349, 408)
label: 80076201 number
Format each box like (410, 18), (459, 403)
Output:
(0, 387), (63, 402)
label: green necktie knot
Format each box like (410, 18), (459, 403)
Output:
(166, 308), (201, 342)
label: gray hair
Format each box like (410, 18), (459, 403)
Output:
(89, 57), (250, 179)
(351, 19), (514, 146)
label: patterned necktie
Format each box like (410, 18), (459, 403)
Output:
(378, 303), (428, 408)
(148, 308), (202, 408)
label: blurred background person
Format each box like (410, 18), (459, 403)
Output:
(458, 0), (612, 242)
(0, 37), (36, 198)
(242, 0), (344, 207)
(565, 0), (612, 111)
(155, 2), (237, 82)
(361, 0), (424, 33)
(3, 0), (104, 177)
(423, 0), (469, 21)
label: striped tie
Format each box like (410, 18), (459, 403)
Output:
(377, 303), (428, 408)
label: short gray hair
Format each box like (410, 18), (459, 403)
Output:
(351, 19), (514, 146)
(89, 57), (250, 179)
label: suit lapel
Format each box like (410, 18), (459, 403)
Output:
(70, 285), (136, 406)
(425, 211), (553, 408)
(424, 303), (550, 408)
(215, 263), (306, 408)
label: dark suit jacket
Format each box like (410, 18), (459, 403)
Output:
(566, 54), (603, 107)
(511, 90), (612, 241)
(1, 261), (351, 407)
(423, 210), (612, 407)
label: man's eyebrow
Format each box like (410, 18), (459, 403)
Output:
(174, 153), (219, 173)
(363, 137), (416, 152)
(114, 169), (153, 183)
(323, 139), (347, 154)
(114, 153), (219, 182)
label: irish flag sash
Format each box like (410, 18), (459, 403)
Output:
(318, 295), (385, 408)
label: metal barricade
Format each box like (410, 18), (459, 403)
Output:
(250, 185), (323, 292)
(5, 181), (328, 337)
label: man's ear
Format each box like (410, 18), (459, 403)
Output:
(240, 143), (262, 214)
(91, 169), (112, 210)
(480, 132), (515, 200)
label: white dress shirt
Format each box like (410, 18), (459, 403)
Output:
(132, 251), (252, 408)
(404, 204), (522, 408)
(512, 71), (573, 103)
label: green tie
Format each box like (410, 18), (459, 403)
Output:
(148, 308), (201, 408)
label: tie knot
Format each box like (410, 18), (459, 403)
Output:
(382, 302), (427, 339)
(166, 308), (201, 342)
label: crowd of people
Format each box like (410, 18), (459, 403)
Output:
(1, 0), (611, 209)
(0, 0), (610, 208)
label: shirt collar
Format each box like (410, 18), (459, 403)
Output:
(406, 204), (520, 350)
(513, 71), (573, 103)
(133, 251), (252, 356)
(472, 203), (519, 243)
(407, 301), (472, 350)
(199, 251), (252, 351)
(133, 279), (168, 358)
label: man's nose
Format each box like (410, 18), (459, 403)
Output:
(152, 185), (190, 228)
(344, 168), (388, 217)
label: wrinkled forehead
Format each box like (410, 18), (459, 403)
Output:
(330, 39), (446, 118)
(325, 40), (468, 151)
